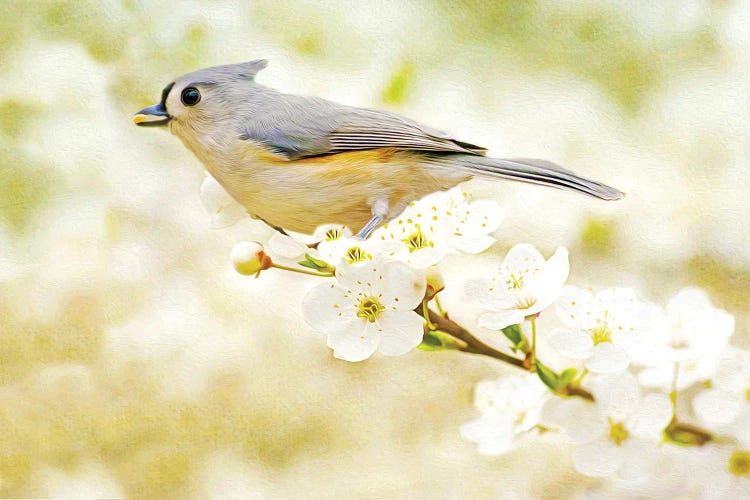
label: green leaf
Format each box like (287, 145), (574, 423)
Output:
(663, 424), (712, 446)
(418, 332), (444, 351)
(298, 253), (334, 271)
(557, 368), (579, 388)
(417, 330), (465, 352)
(304, 253), (328, 268)
(502, 324), (523, 346)
(534, 359), (560, 390)
(298, 259), (321, 270)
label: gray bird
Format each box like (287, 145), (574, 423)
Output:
(134, 60), (623, 238)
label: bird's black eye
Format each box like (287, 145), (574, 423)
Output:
(181, 87), (201, 106)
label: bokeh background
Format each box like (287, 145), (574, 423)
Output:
(1, 0), (748, 497)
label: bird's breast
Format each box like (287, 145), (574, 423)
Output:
(185, 138), (468, 233)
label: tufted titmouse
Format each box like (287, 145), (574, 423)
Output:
(134, 60), (623, 238)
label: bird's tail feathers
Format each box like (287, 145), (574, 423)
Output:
(434, 155), (624, 201)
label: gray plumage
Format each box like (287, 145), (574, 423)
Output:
(135, 59), (624, 235)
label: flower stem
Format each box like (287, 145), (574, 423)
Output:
(270, 263), (334, 277)
(434, 295), (447, 317)
(574, 368), (589, 386)
(423, 300), (437, 330)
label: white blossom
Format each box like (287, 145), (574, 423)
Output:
(693, 347), (750, 447)
(242, 225), (326, 269)
(199, 173), (247, 228)
(460, 373), (549, 455)
(542, 372), (672, 479)
(634, 287), (734, 390)
(370, 188), (502, 268)
(312, 224), (375, 266)
(696, 446), (750, 498)
(550, 287), (649, 373)
(302, 258), (426, 362)
(436, 187), (503, 254)
(370, 204), (450, 269)
(468, 243), (569, 330)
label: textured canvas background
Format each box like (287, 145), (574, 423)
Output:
(0, 1), (748, 497)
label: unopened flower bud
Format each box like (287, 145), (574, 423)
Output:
(231, 241), (271, 276)
(425, 269), (445, 300)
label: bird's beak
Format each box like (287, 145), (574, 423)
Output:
(133, 103), (171, 127)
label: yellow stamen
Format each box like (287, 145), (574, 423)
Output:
(325, 228), (342, 241)
(607, 418), (629, 446)
(132, 114), (148, 124)
(403, 228), (433, 253)
(729, 450), (750, 477)
(356, 296), (385, 323)
(592, 326), (612, 344)
(345, 246), (371, 264)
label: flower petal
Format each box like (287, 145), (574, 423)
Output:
(593, 372), (640, 420)
(617, 438), (658, 480)
(549, 328), (594, 359)
(572, 440), (624, 477)
(555, 286), (596, 329)
(376, 310), (424, 356)
(692, 389), (743, 426)
(447, 234), (496, 254)
(302, 283), (354, 332)
(327, 320), (379, 362)
(478, 310), (526, 331)
(596, 287), (639, 333)
(584, 342), (630, 373)
(465, 279), (517, 311)
(531, 247), (570, 309)
(502, 243), (546, 275)
(199, 173), (246, 228)
(730, 409), (750, 447)
(378, 260), (426, 309)
(630, 393), (673, 438)
(268, 232), (309, 260)
(541, 397), (605, 444)
(460, 415), (515, 455)
(335, 259), (379, 291)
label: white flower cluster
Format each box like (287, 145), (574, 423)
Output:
(462, 243), (747, 490)
(204, 172), (749, 493)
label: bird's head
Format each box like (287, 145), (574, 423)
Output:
(132, 59), (268, 134)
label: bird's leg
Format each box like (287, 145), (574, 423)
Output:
(355, 197), (389, 240)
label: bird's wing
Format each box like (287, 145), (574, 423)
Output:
(240, 94), (487, 160)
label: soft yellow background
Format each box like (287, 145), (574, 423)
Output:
(1, 1), (748, 498)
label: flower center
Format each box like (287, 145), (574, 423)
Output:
(403, 227), (433, 253)
(729, 450), (750, 477)
(592, 326), (612, 344)
(356, 296), (385, 323)
(607, 418), (629, 446)
(746, 387), (750, 403)
(506, 273), (525, 290)
(345, 246), (371, 264)
(515, 296), (537, 309)
(325, 228), (342, 241)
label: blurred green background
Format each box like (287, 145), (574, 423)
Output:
(0, 0), (748, 497)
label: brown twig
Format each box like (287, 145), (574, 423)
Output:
(415, 305), (596, 401)
(416, 306), (525, 368)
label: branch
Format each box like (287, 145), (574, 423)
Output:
(416, 305), (524, 368)
(415, 304), (595, 401)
